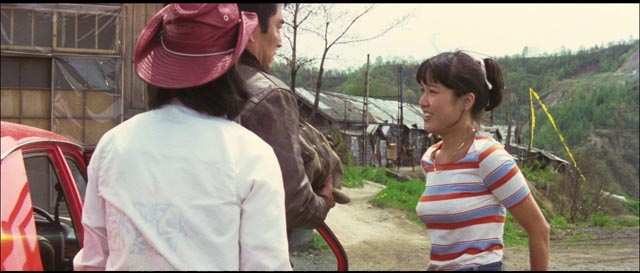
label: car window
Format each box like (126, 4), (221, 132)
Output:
(24, 155), (61, 216)
(65, 155), (87, 201)
(24, 154), (77, 221)
(24, 152), (81, 270)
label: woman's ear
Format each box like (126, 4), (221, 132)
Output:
(463, 93), (476, 110)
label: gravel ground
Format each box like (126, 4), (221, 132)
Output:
(290, 181), (640, 271)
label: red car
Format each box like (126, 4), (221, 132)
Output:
(1, 121), (89, 271)
(1, 121), (347, 271)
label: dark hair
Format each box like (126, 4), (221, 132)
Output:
(416, 51), (504, 121)
(237, 4), (283, 34)
(147, 65), (249, 120)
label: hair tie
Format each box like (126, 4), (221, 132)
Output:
(475, 58), (493, 90)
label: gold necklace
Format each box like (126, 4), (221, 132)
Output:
(433, 131), (475, 173)
(433, 141), (466, 173)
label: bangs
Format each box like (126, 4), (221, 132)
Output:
(416, 60), (439, 85)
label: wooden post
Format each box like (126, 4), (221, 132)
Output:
(362, 54), (369, 166)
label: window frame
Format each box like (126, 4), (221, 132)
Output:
(20, 140), (87, 246)
(1, 3), (123, 55)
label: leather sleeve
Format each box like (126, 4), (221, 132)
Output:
(242, 88), (329, 229)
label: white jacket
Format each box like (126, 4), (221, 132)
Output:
(74, 100), (291, 271)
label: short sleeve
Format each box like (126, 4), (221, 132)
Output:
(478, 143), (530, 208)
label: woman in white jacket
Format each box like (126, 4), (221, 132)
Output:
(73, 4), (291, 271)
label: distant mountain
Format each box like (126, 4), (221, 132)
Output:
(617, 49), (639, 74)
(271, 40), (640, 199)
(494, 42), (639, 199)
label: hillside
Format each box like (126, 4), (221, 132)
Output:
(542, 45), (638, 108)
(617, 49), (639, 73)
(272, 40), (640, 199)
(496, 43), (639, 199)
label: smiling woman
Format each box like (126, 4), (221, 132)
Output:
(414, 51), (550, 271)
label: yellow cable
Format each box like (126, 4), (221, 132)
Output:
(529, 88), (536, 150)
(529, 88), (587, 183)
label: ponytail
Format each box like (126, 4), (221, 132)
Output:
(482, 58), (504, 111)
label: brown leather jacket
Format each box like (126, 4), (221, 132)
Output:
(236, 52), (329, 229)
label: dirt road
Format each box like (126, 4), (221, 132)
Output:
(305, 181), (640, 271)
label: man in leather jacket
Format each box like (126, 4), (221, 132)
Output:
(236, 4), (335, 230)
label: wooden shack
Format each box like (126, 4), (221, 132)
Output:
(1, 3), (164, 146)
(293, 87), (430, 167)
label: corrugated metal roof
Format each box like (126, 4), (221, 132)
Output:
(540, 150), (570, 164)
(342, 128), (367, 136)
(367, 124), (378, 134)
(294, 88), (424, 130)
(295, 87), (372, 123)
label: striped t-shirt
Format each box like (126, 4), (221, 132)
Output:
(415, 131), (530, 271)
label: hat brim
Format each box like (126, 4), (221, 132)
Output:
(135, 8), (258, 89)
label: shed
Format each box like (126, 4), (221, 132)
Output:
(1, 3), (164, 146)
(293, 88), (431, 166)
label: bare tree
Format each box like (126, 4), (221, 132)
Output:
(303, 4), (411, 120)
(281, 3), (315, 93)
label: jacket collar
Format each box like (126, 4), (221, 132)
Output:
(239, 51), (266, 73)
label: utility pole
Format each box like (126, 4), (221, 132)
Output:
(528, 91), (533, 153)
(362, 54), (369, 166)
(397, 65), (404, 172)
(343, 97), (347, 135)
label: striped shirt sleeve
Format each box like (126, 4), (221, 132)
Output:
(478, 142), (530, 208)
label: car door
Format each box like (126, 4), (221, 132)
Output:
(1, 147), (43, 271)
(21, 141), (87, 271)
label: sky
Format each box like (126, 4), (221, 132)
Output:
(285, 3), (639, 71)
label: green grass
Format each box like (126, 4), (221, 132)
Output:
(342, 165), (534, 247)
(341, 165), (365, 188)
(370, 179), (425, 225)
(622, 199), (639, 217)
(613, 218), (640, 227)
(550, 215), (570, 229)
(591, 214), (613, 227)
(503, 213), (529, 247)
(565, 232), (597, 243)
(590, 214), (640, 227)
(340, 164), (638, 250)
(342, 165), (397, 188)
(342, 165), (424, 225)
(312, 231), (330, 251)
(342, 165), (533, 245)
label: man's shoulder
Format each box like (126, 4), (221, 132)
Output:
(237, 64), (291, 94)
(237, 64), (298, 123)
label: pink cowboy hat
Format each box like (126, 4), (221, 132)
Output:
(135, 3), (258, 89)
